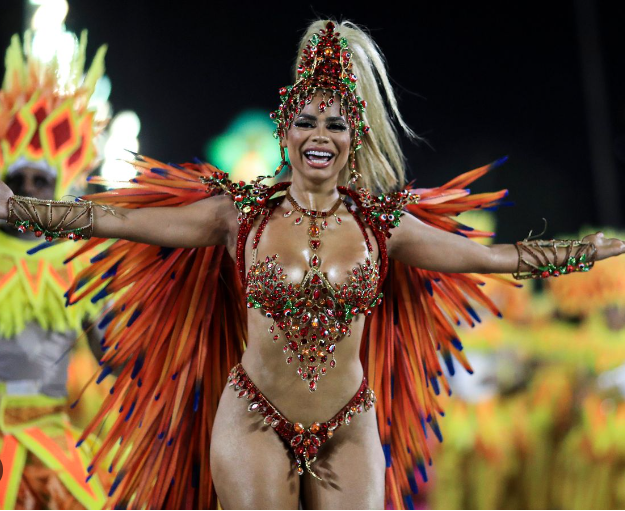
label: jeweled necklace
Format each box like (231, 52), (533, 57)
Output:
(284, 188), (344, 266)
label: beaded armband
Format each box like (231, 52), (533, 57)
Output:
(355, 188), (419, 238)
(200, 171), (273, 225)
(513, 239), (596, 280)
(7, 195), (94, 241)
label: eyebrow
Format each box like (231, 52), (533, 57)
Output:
(296, 114), (346, 123)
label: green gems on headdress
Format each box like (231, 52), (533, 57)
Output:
(269, 21), (371, 158)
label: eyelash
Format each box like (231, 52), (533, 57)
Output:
(293, 121), (347, 131)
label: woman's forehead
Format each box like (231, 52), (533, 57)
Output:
(298, 92), (345, 119)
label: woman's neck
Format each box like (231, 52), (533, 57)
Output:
(288, 174), (341, 211)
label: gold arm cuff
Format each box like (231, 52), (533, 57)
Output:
(512, 239), (596, 280)
(7, 195), (94, 241)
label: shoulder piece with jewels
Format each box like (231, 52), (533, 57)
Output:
(351, 187), (420, 237)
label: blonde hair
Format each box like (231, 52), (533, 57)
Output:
(292, 20), (417, 193)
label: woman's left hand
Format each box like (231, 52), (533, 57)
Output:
(582, 231), (625, 261)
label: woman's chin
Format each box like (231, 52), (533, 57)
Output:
(292, 160), (345, 184)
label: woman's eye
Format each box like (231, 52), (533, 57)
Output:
(328, 123), (347, 131)
(294, 121), (314, 128)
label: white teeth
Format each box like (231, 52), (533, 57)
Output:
(305, 150), (334, 158)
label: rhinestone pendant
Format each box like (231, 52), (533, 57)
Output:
(335, 215), (342, 225)
(321, 219), (328, 230)
(294, 216), (303, 225)
(284, 210), (293, 218)
(310, 254), (321, 268)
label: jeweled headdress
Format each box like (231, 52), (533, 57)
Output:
(0, 31), (107, 199)
(270, 21), (369, 181)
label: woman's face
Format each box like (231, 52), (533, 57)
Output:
(281, 92), (351, 185)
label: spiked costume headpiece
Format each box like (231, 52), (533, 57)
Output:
(0, 31), (107, 199)
(270, 21), (370, 182)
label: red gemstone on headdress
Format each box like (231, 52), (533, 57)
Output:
(297, 65), (305, 74)
(269, 112), (277, 119)
(279, 87), (288, 96)
(319, 101), (326, 112)
(349, 74), (357, 82)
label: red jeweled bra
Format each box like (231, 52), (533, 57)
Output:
(245, 201), (382, 391)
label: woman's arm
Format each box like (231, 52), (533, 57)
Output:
(0, 178), (238, 248)
(93, 195), (237, 247)
(388, 212), (625, 273)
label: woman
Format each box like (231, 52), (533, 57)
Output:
(0, 20), (623, 510)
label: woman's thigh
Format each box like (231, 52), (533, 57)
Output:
(210, 384), (300, 510)
(300, 407), (386, 510)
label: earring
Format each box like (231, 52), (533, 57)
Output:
(348, 149), (361, 185)
(275, 145), (292, 176)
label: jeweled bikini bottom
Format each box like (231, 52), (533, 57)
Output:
(227, 363), (376, 479)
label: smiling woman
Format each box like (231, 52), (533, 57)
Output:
(282, 99), (351, 181)
(0, 18), (623, 511)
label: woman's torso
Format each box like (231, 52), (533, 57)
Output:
(225, 193), (381, 424)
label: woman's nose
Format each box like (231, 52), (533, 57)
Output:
(311, 132), (330, 144)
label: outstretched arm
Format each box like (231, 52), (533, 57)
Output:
(0, 178), (238, 248)
(388, 212), (625, 273)
(92, 195), (237, 247)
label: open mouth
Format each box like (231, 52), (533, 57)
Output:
(304, 150), (335, 167)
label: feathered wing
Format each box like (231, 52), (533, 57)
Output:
(67, 155), (246, 509)
(360, 160), (517, 509)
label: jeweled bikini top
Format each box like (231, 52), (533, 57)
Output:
(200, 171), (419, 391)
(245, 198), (382, 391)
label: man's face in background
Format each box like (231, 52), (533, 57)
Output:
(5, 166), (56, 199)
(2, 166), (56, 237)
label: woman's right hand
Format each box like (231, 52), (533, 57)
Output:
(0, 179), (14, 220)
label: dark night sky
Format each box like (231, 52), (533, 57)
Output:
(2, 2), (624, 242)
